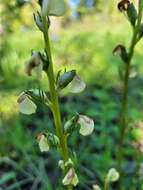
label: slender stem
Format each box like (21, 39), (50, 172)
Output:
(41, 16), (73, 190)
(103, 178), (109, 190)
(118, 0), (143, 185)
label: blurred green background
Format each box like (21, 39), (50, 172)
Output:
(0, 0), (143, 189)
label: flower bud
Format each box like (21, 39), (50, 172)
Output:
(62, 168), (79, 186)
(78, 115), (94, 136)
(46, 132), (60, 147)
(57, 70), (76, 90)
(37, 133), (49, 152)
(17, 92), (37, 115)
(107, 168), (120, 182)
(92, 185), (101, 190)
(127, 3), (137, 27)
(67, 75), (86, 93)
(59, 158), (74, 170)
(64, 158), (74, 167)
(25, 52), (43, 78)
(113, 45), (128, 62)
(33, 12), (44, 31)
(42, 0), (66, 17)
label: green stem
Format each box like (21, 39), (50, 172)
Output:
(118, 0), (143, 185)
(42, 16), (73, 190)
(103, 178), (109, 190)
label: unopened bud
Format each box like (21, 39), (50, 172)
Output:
(127, 3), (137, 27)
(64, 115), (79, 134)
(57, 70), (76, 90)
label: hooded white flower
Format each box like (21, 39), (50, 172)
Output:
(67, 75), (86, 93)
(25, 52), (43, 78)
(62, 168), (79, 187)
(92, 185), (101, 190)
(107, 168), (120, 182)
(42, 0), (66, 17)
(37, 134), (49, 152)
(78, 115), (94, 136)
(17, 92), (37, 115)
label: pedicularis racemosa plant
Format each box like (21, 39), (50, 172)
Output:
(113, 0), (143, 186)
(17, 0), (94, 189)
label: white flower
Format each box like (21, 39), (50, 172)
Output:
(37, 134), (49, 152)
(107, 168), (120, 182)
(62, 168), (79, 187)
(25, 52), (43, 78)
(67, 75), (86, 93)
(42, 0), (66, 17)
(92, 184), (101, 190)
(17, 92), (37, 115)
(78, 115), (94, 136)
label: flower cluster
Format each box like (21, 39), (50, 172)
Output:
(17, 0), (95, 188)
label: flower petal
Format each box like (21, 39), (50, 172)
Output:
(62, 168), (79, 186)
(67, 75), (86, 93)
(49, 0), (66, 16)
(107, 168), (120, 182)
(78, 115), (94, 136)
(92, 185), (101, 190)
(18, 93), (37, 115)
(38, 134), (49, 152)
(42, 0), (66, 17)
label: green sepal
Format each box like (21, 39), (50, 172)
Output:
(57, 70), (76, 90)
(127, 3), (137, 27)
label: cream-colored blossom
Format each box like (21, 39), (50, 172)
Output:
(67, 75), (86, 93)
(107, 168), (120, 182)
(42, 0), (66, 17)
(92, 184), (101, 190)
(78, 115), (94, 136)
(37, 134), (49, 152)
(17, 92), (37, 115)
(62, 168), (79, 186)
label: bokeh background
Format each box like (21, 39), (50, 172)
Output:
(0, 0), (143, 189)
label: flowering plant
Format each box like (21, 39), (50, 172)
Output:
(17, 0), (94, 189)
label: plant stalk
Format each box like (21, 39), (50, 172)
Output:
(42, 15), (73, 190)
(118, 0), (143, 185)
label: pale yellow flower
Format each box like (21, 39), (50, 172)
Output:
(67, 75), (86, 93)
(107, 168), (120, 182)
(62, 168), (79, 186)
(17, 92), (37, 115)
(37, 134), (49, 152)
(42, 0), (66, 17)
(78, 115), (94, 136)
